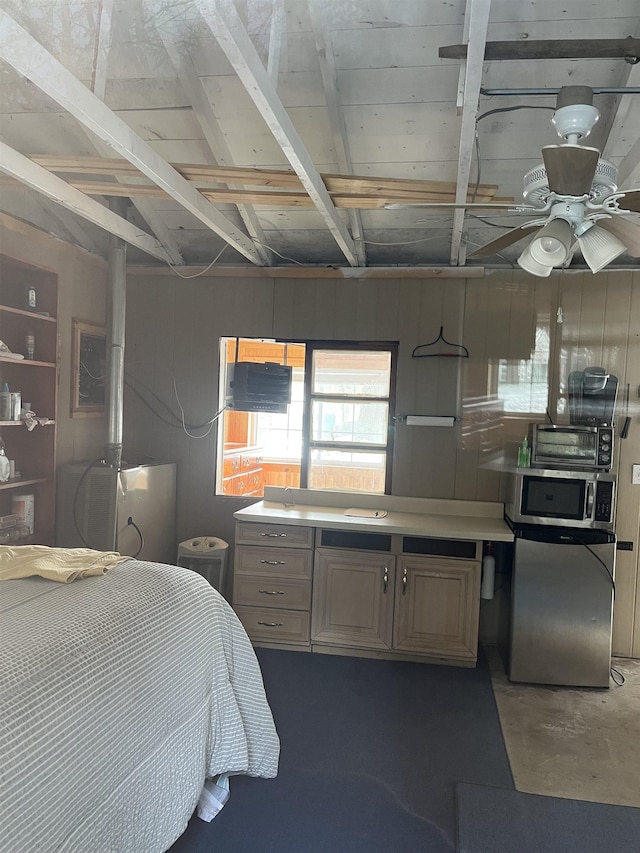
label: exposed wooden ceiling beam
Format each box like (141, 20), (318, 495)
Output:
(157, 27), (272, 265)
(0, 9), (263, 265)
(29, 156), (501, 197)
(308, 0), (366, 266)
(2, 177), (507, 207)
(90, 0), (113, 101)
(267, 0), (286, 86)
(196, 0), (359, 267)
(85, 0), (185, 266)
(603, 60), (640, 191)
(450, 0), (491, 266)
(0, 142), (172, 262)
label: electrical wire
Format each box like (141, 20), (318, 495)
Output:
(468, 103), (558, 249)
(251, 240), (307, 266)
(568, 532), (616, 598)
(172, 377), (225, 438)
(166, 244), (229, 278)
(363, 235), (450, 246)
(610, 666), (626, 686)
(127, 516), (144, 558)
(124, 375), (223, 432)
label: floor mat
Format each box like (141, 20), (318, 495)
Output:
(456, 782), (640, 853)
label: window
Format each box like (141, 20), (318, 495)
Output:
(494, 322), (551, 414)
(217, 339), (396, 497)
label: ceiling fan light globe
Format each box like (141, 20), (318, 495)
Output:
(517, 244), (554, 277)
(577, 224), (626, 273)
(551, 103), (600, 140)
(529, 219), (574, 266)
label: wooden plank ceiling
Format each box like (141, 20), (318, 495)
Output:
(0, 0), (638, 271)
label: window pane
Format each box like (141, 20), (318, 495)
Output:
(312, 350), (391, 396)
(311, 400), (388, 445)
(254, 367), (305, 460)
(496, 324), (550, 413)
(308, 448), (386, 494)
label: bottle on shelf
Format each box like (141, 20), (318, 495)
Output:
(25, 331), (35, 361)
(26, 286), (37, 311)
(0, 383), (11, 420)
(517, 436), (531, 468)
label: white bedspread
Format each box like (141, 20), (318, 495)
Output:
(0, 559), (280, 853)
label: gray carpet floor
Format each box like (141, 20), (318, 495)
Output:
(456, 782), (640, 853)
(171, 647), (513, 852)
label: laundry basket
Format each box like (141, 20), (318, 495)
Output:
(177, 536), (229, 595)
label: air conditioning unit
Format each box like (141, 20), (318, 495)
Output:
(56, 461), (177, 563)
(225, 361), (292, 413)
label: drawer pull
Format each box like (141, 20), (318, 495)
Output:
(383, 566), (388, 594)
(260, 559), (286, 565)
(257, 621), (284, 627)
(261, 532), (287, 537)
(402, 566), (408, 595)
(259, 589), (285, 595)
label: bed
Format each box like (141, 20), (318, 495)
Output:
(0, 558), (280, 853)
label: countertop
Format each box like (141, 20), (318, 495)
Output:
(234, 489), (513, 542)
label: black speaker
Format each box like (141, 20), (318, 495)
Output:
(226, 362), (292, 413)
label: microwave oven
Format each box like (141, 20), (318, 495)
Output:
(505, 468), (616, 531)
(529, 424), (613, 471)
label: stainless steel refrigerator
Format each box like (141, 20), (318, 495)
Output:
(509, 525), (616, 688)
(57, 461), (177, 565)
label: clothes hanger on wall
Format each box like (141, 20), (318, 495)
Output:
(411, 327), (469, 359)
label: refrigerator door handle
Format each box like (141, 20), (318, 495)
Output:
(585, 481), (595, 519)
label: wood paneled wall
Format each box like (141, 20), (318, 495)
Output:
(125, 267), (640, 657)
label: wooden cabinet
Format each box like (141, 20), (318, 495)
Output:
(233, 522), (314, 648)
(233, 516), (483, 666)
(221, 444), (263, 496)
(0, 255), (58, 546)
(393, 556), (480, 661)
(311, 548), (395, 650)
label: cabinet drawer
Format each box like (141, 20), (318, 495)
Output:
(234, 605), (310, 644)
(235, 522), (314, 549)
(234, 545), (312, 578)
(233, 575), (311, 610)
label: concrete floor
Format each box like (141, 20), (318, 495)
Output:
(486, 647), (640, 807)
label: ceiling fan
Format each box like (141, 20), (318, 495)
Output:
(390, 85), (640, 274)
(468, 86), (640, 274)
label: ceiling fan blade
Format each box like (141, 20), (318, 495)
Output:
(599, 216), (640, 257)
(612, 188), (640, 214)
(439, 38), (640, 62)
(542, 145), (600, 197)
(467, 223), (541, 259)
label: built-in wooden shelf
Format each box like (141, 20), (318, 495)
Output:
(0, 305), (56, 323)
(0, 420), (55, 427)
(0, 477), (50, 492)
(0, 356), (56, 368)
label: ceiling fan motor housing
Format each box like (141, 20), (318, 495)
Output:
(523, 158), (618, 207)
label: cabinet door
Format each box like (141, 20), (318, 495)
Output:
(311, 548), (395, 650)
(393, 556), (480, 660)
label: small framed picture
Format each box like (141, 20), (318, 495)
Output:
(71, 319), (106, 418)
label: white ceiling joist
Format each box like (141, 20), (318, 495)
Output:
(307, 0), (366, 267)
(267, 0), (286, 87)
(604, 62), (640, 191)
(0, 9), (263, 266)
(196, 0), (359, 267)
(157, 29), (272, 265)
(0, 141), (172, 263)
(85, 0), (185, 266)
(450, 0), (491, 266)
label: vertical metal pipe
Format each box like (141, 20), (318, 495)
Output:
(105, 198), (127, 468)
